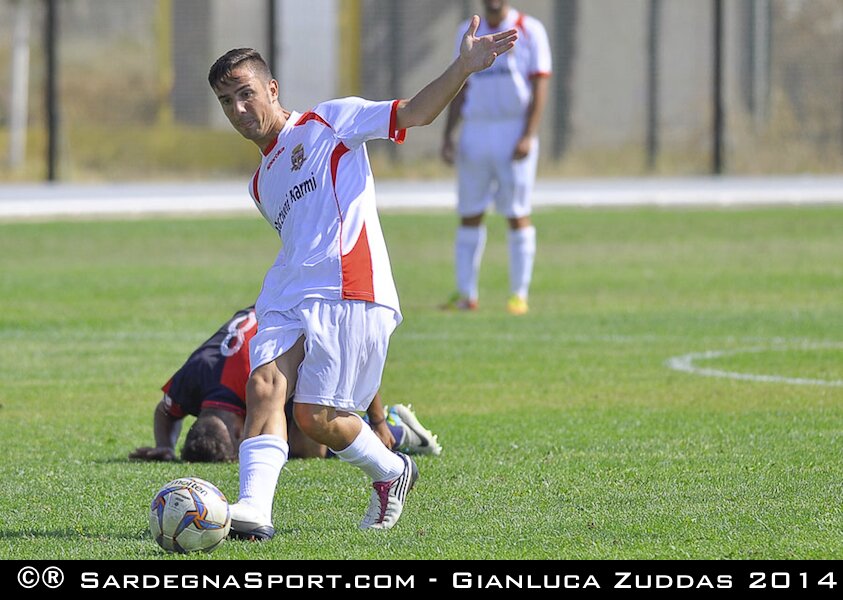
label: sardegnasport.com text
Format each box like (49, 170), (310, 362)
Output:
(73, 569), (837, 591)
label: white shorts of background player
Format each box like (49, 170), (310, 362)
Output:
(457, 118), (538, 219)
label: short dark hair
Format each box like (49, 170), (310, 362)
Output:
(208, 48), (273, 89)
(181, 416), (235, 462)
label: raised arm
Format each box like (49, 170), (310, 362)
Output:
(396, 15), (517, 131)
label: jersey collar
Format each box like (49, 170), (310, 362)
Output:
(262, 111), (301, 156)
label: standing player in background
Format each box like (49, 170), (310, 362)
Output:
(441, 0), (552, 315)
(128, 306), (442, 462)
(208, 19), (516, 539)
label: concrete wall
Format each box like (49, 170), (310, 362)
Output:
(277, 0), (338, 111)
(173, 0), (269, 128)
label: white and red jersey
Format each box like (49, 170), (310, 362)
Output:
(455, 8), (552, 121)
(248, 97), (406, 318)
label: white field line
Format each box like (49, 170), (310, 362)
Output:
(666, 342), (843, 387)
(2, 329), (669, 345)
(5, 329), (842, 388)
(2, 329), (837, 348)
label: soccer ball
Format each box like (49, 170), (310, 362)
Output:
(149, 477), (231, 553)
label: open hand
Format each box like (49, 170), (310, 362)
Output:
(459, 15), (518, 74)
(129, 446), (177, 461)
(513, 135), (532, 160)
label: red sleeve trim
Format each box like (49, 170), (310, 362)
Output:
(530, 71), (552, 79)
(514, 13), (529, 39)
(160, 389), (186, 419)
(160, 385), (185, 418)
(389, 99), (407, 144)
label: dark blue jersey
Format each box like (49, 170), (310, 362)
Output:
(161, 307), (257, 418)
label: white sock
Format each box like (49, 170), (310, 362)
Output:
(237, 434), (288, 520)
(455, 225), (486, 300)
(334, 416), (404, 482)
(508, 225), (536, 298)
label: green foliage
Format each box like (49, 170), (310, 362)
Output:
(0, 207), (841, 559)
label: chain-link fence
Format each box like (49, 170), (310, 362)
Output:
(1, 0), (842, 181)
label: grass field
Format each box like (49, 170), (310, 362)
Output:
(0, 206), (841, 560)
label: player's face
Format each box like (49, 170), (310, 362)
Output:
(482, 0), (507, 16)
(214, 66), (279, 143)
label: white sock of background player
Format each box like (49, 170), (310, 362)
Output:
(455, 224), (487, 301)
(508, 225), (536, 299)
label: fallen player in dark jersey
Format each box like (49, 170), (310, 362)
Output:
(129, 307), (441, 462)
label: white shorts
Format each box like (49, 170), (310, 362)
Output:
(457, 119), (538, 219)
(249, 298), (400, 412)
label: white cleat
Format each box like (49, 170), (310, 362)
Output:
(228, 502), (275, 541)
(392, 404), (443, 456)
(359, 453), (419, 530)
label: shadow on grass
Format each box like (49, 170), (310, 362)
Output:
(0, 527), (301, 543)
(0, 528), (147, 541)
(98, 458), (174, 465)
(98, 457), (236, 465)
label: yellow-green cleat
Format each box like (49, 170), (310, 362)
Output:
(506, 295), (529, 315)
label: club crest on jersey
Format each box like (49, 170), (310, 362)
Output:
(291, 144), (307, 171)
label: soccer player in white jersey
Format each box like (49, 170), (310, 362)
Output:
(208, 18), (517, 539)
(441, 0), (552, 315)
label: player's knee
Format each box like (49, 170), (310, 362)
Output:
(246, 366), (286, 408)
(508, 216), (531, 229)
(292, 403), (327, 438)
(461, 214), (484, 227)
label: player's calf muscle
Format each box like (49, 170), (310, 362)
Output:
(244, 367), (287, 433)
